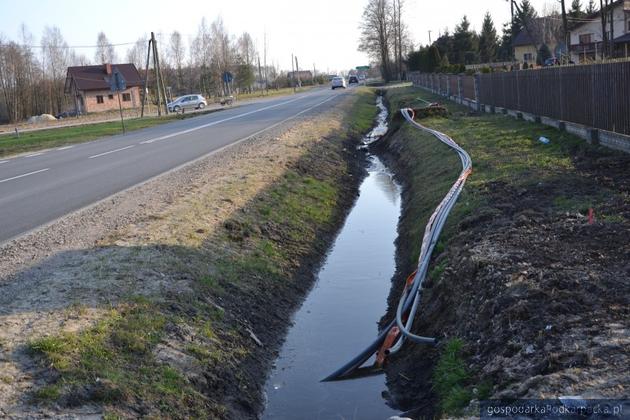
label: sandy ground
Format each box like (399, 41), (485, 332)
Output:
(0, 92), (362, 418)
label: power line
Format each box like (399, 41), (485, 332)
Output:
(0, 40), (145, 49)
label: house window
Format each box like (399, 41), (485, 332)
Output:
(96, 95), (104, 104)
(108, 94), (114, 100)
(579, 33), (593, 44)
(523, 53), (533, 62)
(122, 93), (131, 102)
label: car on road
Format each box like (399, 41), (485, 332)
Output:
(331, 77), (347, 90)
(348, 75), (359, 85)
(167, 94), (208, 112)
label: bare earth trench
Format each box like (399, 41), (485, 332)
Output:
(0, 93), (366, 418)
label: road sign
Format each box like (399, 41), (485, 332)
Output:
(356, 66), (370, 71)
(110, 68), (127, 92)
(222, 71), (233, 83)
(109, 67), (127, 134)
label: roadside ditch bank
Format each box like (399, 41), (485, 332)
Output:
(374, 86), (630, 418)
(0, 89), (377, 418)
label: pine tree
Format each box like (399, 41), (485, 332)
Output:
(497, 22), (515, 60)
(569, 0), (586, 18)
(514, 0), (538, 34)
(453, 16), (475, 64)
(585, 0), (597, 14)
(479, 12), (498, 63)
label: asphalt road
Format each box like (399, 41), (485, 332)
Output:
(0, 87), (349, 243)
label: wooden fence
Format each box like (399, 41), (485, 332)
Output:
(408, 61), (630, 136)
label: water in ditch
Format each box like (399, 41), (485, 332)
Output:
(263, 97), (401, 419)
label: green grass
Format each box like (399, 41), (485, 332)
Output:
(386, 85), (620, 254)
(433, 339), (472, 415)
(213, 88), (378, 289)
(28, 302), (212, 416)
(0, 111), (225, 158)
(348, 87), (382, 135)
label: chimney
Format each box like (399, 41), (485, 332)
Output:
(105, 63), (112, 75)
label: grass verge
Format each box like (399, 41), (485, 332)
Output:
(0, 110), (228, 158)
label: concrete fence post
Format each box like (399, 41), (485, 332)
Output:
(457, 74), (463, 104)
(474, 73), (481, 112)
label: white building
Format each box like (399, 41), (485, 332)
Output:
(570, 0), (630, 62)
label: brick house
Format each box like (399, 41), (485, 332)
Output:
(64, 63), (143, 114)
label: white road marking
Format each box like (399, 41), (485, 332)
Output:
(0, 168), (50, 184)
(24, 152), (44, 158)
(57, 145), (74, 151)
(140, 94), (311, 145)
(233, 94), (340, 143)
(88, 145), (135, 159)
(0, 160), (8, 164)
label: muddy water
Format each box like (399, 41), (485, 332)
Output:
(263, 101), (401, 419)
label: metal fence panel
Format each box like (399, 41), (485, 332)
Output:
(408, 62), (630, 135)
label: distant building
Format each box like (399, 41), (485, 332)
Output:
(569, 0), (630, 62)
(512, 17), (563, 66)
(287, 70), (313, 81)
(64, 63), (143, 114)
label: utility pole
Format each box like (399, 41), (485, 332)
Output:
(428, 30), (432, 44)
(257, 56), (263, 93)
(141, 32), (169, 117)
(560, 0), (568, 62)
(295, 56), (301, 88)
(291, 53), (296, 92)
(263, 30), (268, 94)
(153, 33), (169, 115)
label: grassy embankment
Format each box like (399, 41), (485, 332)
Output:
(26, 88), (378, 418)
(383, 86), (626, 415)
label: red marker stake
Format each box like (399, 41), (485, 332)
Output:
(588, 208), (594, 225)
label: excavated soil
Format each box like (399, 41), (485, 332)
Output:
(380, 119), (630, 417)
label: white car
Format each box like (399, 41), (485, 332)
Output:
(167, 94), (207, 112)
(331, 77), (347, 90)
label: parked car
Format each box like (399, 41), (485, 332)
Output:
(544, 57), (559, 66)
(331, 77), (347, 90)
(348, 75), (359, 85)
(167, 94), (207, 112)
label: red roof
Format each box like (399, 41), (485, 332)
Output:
(65, 63), (143, 92)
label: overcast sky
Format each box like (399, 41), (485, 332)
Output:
(1, 0), (554, 72)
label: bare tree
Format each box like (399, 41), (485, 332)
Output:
(359, 0), (393, 81)
(95, 31), (118, 64)
(41, 26), (70, 114)
(126, 37), (146, 70)
(169, 31), (186, 92)
(191, 18), (212, 94)
(211, 17), (234, 95)
(236, 32), (256, 92)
